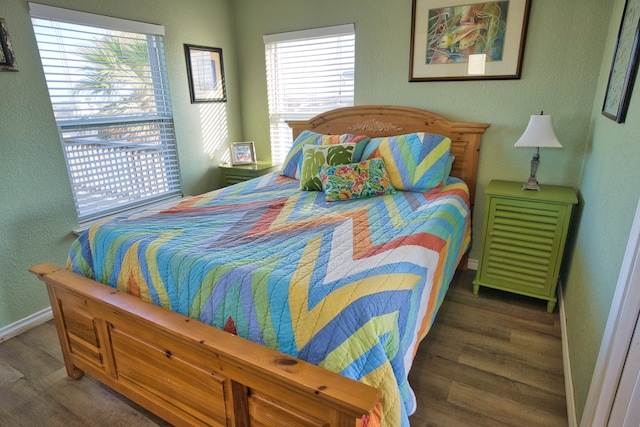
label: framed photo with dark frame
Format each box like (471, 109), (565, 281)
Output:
(602, 0), (640, 123)
(409, 0), (530, 81)
(184, 44), (226, 103)
(0, 18), (18, 72)
(230, 141), (257, 165)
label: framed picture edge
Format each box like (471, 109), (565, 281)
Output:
(230, 141), (257, 165)
(602, 0), (640, 123)
(409, 0), (531, 82)
(184, 44), (227, 103)
(0, 18), (18, 72)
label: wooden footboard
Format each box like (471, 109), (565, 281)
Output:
(30, 263), (380, 427)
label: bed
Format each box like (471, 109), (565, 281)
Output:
(30, 105), (489, 427)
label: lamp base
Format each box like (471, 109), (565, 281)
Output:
(522, 148), (542, 191)
(522, 177), (541, 191)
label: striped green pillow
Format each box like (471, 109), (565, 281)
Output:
(361, 132), (451, 192)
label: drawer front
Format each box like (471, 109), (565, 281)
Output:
(221, 164), (280, 186)
(479, 197), (570, 297)
(222, 169), (258, 185)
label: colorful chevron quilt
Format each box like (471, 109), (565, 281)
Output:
(67, 172), (471, 427)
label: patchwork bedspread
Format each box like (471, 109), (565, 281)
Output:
(68, 172), (471, 427)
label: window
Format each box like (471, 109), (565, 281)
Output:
(264, 24), (355, 164)
(30, 4), (181, 223)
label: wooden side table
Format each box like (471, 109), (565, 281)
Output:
(473, 180), (578, 312)
(219, 161), (280, 186)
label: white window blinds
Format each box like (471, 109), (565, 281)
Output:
(264, 24), (355, 164)
(30, 3), (181, 223)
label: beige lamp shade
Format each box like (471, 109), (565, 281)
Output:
(514, 115), (562, 148)
(514, 114), (562, 191)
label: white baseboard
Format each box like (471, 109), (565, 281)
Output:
(0, 307), (53, 343)
(559, 282), (577, 427)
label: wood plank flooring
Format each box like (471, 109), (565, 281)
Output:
(0, 318), (170, 426)
(0, 269), (566, 426)
(409, 269), (567, 426)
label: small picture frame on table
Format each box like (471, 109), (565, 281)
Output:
(230, 142), (257, 165)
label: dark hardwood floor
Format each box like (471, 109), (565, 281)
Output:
(0, 269), (566, 426)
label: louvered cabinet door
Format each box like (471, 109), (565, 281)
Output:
(473, 180), (577, 312)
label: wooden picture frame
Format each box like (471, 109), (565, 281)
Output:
(0, 18), (18, 72)
(230, 141), (257, 165)
(184, 44), (226, 103)
(409, 0), (530, 81)
(602, 0), (640, 123)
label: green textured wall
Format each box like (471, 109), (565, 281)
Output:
(565, 0), (640, 420)
(0, 0), (242, 329)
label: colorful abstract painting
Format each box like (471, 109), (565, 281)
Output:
(426, 1), (509, 64)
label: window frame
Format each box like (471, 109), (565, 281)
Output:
(29, 3), (182, 225)
(263, 24), (355, 164)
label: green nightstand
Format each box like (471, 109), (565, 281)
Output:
(219, 161), (280, 186)
(473, 180), (578, 312)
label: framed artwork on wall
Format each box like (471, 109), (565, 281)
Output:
(602, 0), (640, 123)
(0, 18), (18, 71)
(184, 44), (226, 103)
(230, 141), (257, 165)
(409, 0), (530, 81)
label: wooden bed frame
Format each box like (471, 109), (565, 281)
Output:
(30, 106), (488, 427)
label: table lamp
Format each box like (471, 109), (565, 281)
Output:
(514, 112), (562, 191)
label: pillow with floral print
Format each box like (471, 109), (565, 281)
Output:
(319, 158), (396, 202)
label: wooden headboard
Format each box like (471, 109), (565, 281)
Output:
(287, 105), (490, 209)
